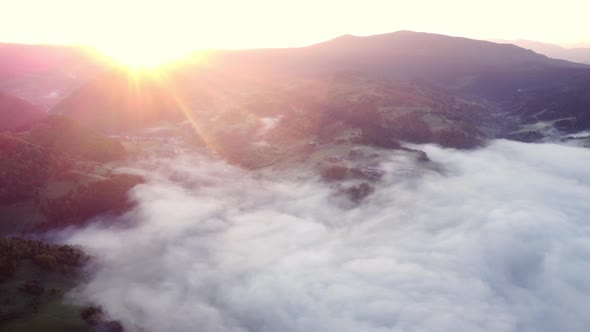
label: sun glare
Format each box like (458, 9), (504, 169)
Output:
(96, 40), (196, 69)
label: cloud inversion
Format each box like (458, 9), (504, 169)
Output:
(64, 140), (590, 332)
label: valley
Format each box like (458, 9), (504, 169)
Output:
(1, 30), (590, 332)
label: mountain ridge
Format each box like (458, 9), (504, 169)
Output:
(491, 38), (590, 65)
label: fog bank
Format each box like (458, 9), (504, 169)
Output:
(64, 140), (590, 332)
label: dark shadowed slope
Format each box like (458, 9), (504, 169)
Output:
(502, 76), (590, 139)
(0, 93), (45, 132)
(23, 114), (127, 162)
(0, 133), (68, 204)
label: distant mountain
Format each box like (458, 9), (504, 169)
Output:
(503, 75), (590, 140)
(48, 31), (590, 142)
(0, 43), (77, 80)
(0, 92), (45, 131)
(210, 31), (590, 101)
(492, 39), (590, 65)
(572, 42), (590, 48)
(52, 67), (493, 152)
(0, 43), (105, 110)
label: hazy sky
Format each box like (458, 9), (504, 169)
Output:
(1, 0), (589, 50)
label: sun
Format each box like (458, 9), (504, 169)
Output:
(96, 39), (196, 69)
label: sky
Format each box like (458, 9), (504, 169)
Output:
(1, 0), (589, 51)
(61, 139), (590, 332)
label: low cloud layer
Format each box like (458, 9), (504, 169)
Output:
(63, 140), (590, 332)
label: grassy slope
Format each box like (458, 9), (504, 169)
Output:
(0, 238), (91, 332)
(188, 75), (488, 169)
(0, 116), (141, 331)
(0, 115), (141, 235)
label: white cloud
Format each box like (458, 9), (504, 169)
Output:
(64, 140), (590, 332)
